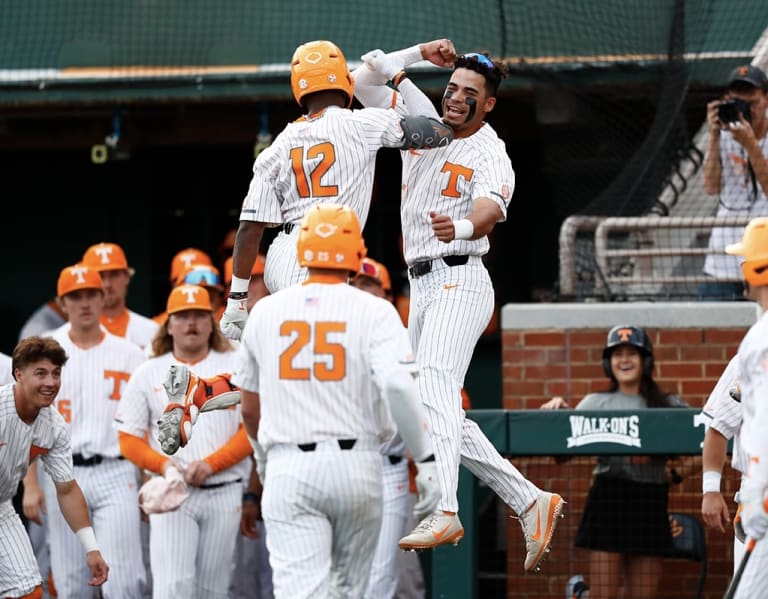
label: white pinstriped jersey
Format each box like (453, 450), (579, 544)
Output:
(232, 282), (416, 450)
(49, 324), (145, 458)
(400, 123), (515, 265)
(0, 353), (11, 386)
(239, 105), (407, 228)
(104, 309), (160, 350)
(736, 311), (768, 485)
(0, 384), (74, 504)
(701, 354), (746, 473)
(114, 349), (250, 484)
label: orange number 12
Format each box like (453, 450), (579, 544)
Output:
(290, 143), (338, 198)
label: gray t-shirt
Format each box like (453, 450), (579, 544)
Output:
(576, 390), (688, 484)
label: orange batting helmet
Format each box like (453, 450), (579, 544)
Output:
(297, 203), (366, 273)
(726, 216), (768, 286)
(290, 40), (354, 109)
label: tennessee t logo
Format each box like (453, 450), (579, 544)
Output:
(440, 162), (474, 198)
(617, 328), (634, 342)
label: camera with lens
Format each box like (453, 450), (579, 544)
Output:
(717, 98), (752, 125)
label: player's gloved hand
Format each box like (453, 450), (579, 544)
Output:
(739, 484), (768, 540)
(361, 49), (404, 81)
(220, 296), (248, 341)
(413, 458), (441, 520)
(156, 365), (200, 455)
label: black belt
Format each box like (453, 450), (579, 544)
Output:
(298, 439), (357, 452)
(199, 477), (243, 490)
(387, 455), (403, 465)
(408, 255), (470, 278)
(72, 454), (125, 467)
(283, 223), (295, 234)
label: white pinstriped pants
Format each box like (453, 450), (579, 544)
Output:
(0, 500), (42, 597)
(408, 256), (539, 514)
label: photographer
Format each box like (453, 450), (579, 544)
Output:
(701, 64), (768, 300)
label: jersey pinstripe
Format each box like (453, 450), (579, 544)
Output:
(49, 324), (146, 458)
(701, 354), (746, 473)
(400, 123), (514, 265)
(232, 282), (413, 449)
(115, 349), (250, 485)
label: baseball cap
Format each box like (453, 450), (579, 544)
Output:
(727, 64), (768, 90)
(166, 285), (212, 315)
(223, 254), (266, 286)
(57, 264), (104, 297)
(170, 248), (213, 286)
(81, 242), (135, 275)
(356, 257), (392, 292)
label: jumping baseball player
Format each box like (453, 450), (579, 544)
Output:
(114, 284), (251, 599)
(81, 242), (159, 349)
(1, 336), (109, 598)
(354, 49), (565, 570)
(29, 264), (147, 598)
(723, 217), (768, 597)
(220, 39), (455, 340)
(700, 354), (748, 571)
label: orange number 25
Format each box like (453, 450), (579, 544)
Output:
(279, 321), (346, 381)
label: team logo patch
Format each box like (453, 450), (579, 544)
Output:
(305, 52), (323, 65)
(329, 74), (337, 83)
(314, 223), (338, 238)
(299, 79), (308, 90)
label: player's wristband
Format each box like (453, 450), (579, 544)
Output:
(230, 275), (250, 294)
(702, 470), (722, 494)
(242, 492), (261, 504)
(453, 219), (474, 240)
(391, 70), (408, 88)
(76, 526), (100, 553)
(229, 292), (248, 301)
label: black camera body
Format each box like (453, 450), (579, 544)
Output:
(717, 98), (752, 125)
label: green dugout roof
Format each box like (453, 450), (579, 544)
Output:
(1, 0), (766, 106)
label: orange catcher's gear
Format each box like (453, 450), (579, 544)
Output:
(726, 216), (768, 287)
(297, 203), (367, 273)
(290, 40), (354, 108)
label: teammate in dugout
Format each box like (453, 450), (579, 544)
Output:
(352, 47), (564, 569)
(219, 38), (455, 339)
(721, 216), (768, 597)
(0, 336), (109, 599)
(156, 203), (441, 598)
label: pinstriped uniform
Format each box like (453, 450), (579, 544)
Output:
(113, 310), (160, 350)
(0, 353), (11, 385)
(401, 124), (539, 515)
(0, 384), (73, 597)
(42, 324), (147, 599)
(239, 105), (407, 293)
(732, 313), (768, 598)
(115, 349), (250, 598)
(232, 282), (415, 598)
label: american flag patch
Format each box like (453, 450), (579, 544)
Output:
(305, 297), (319, 307)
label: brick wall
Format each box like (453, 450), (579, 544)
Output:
(498, 303), (758, 599)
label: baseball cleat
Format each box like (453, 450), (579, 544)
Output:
(163, 364), (197, 405)
(519, 491), (565, 572)
(398, 511), (464, 551)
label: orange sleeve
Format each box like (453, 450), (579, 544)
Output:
(118, 431), (171, 475)
(191, 373), (239, 411)
(203, 426), (252, 473)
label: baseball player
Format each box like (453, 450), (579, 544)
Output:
(354, 49), (565, 570)
(224, 253), (269, 311)
(723, 217), (768, 597)
(1, 336), (108, 598)
(115, 284), (251, 598)
(25, 264), (147, 598)
(81, 242), (159, 350)
(220, 38), (455, 340)
(700, 353), (748, 571)
(152, 247), (215, 325)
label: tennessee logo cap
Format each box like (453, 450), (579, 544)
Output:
(170, 248), (213, 286)
(57, 264), (104, 297)
(166, 285), (212, 315)
(82, 242), (135, 275)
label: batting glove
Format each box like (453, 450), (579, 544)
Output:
(220, 296), (248, 340)
(739, 484), (768, 540)
(413, 458), (441, 521)
(361, 49), (404, 82)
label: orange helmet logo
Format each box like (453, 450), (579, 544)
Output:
(739, 66), (749, 76)
(616, 328), (633, 342)
(314, 223), (338, 238)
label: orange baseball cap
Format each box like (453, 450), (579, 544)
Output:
(166, 285), (212, 315)
(82, 242), (135, 275)
(223, 254), (266, 286)
(170, 248), (213, 286)
(356, 257), (392, 292)
(57, 264), (104, 297)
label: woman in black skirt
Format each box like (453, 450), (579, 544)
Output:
(541, 325), (689, 599)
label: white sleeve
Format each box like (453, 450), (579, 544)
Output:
(351, 63), (398, 109)
(396, 78), (440, 119)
